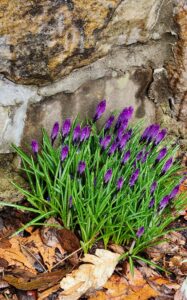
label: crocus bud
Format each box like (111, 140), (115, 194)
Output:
(155, 147), (167, 164)
(62, 119), (71, 137)
(140, 125), (150, 142)
(121, 150), (130, 164)
(154, 128), (167, 145)
(169, 185), (180, 199)
(141, 151), (149, 163)
(104, 169), (112, 184)
(129, 169), (139, 187)
(115, 106), (133, 130)
(150, 181), (157, 195)
(136, 226), (144, 238)
(104, 115), (115, 133)
(149, 198), (155, 208)
(93, 100), (106, 122)
(119, 133), (128, 150)
(60, 145), (69, 162)
(159, 195), (170, 209)
(31, 140), (39, 154)
(80, 126), (91, 142)
(147, 124), (160, 143)
(136, 150), (143, 161)
(73, 124), (81, 143)
(108, 142), (118, 156)
(51, 122), (59, 145)
(117, 177), (124, 190)
(161, 157), (173, 175)
(100, 135), (111, 150)
(78, 161), (86, 175)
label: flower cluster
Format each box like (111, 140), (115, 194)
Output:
(12, 99), (185, 256)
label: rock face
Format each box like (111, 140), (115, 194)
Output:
(0, 0), (186, 154)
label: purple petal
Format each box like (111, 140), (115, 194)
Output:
(159, 195), (170, 209)
(104, 115), (115, 133)
(154, 128), (167, 145)
(115, 106), (133, 130)
(129, 169), (139, 187)
(136, 150), (143, 161)
(78, 161), (86, 175)
(119, 133), (128, 150)
(149, 198), (155, 208)
(169, 184), (180, 199)
(156, 147), (167, 163)
(93, 100), (106, 122)
(141, 151), (149, 163)
(51, 122), (59, 144)
(31, 140), (39, 154)
(100, 135), (111, 150)
(104, 169), (112, 184)
(117, 177), (124, 190)
(121, 150), (131, 164)
(73, 124), (81, 143)
(136, 226), (144, 238)
(150, 181), (157, 195)
(161, 157), (173, 175)
(108, 142), (118, 156)
(60, 145), (69, 162)
(62, 119), (71, 137)
(80, 126), (91, 142)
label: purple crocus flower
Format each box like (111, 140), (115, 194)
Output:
(104, 169), (112, 184)
(117, 177), (124, 191)
(100, 135), (111, 150)
(115, 106), (133, 130)
(141, 151), (149, 163)
(136, 226), (144, 238)
(147, 124), (160, 143)
(161, 157), (173, 175)
(78, 161), (86, 175)
(31, 140), (39, 154)
(154, 128), (167, 145)
(80, 126), (91, 142)
(155, 147), (167, 164)
(149, 198), (155, 208)
(129, 169), (139, 187)
(93, 100), (106, 122)
(69, 196), (73, 208)
(169, 185), (180, 199)
(104, 115), (115, 133)
(119, 133), (128, 150)
(150, 181), (157, 195)
(108, 142), (118, 156)
(60, 145), (69, 162)
(51, 122), (59, 145)
(73, 124), (81, 143)
(62, 119), (71, 137)
(159, 195), (170, 209)
(136, 150), (143, 161)
(140, 125), (150, 142)
(121, 150), (130, 164)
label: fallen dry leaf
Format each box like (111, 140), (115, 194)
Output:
(60, 249), (120, 300)
(38, 283), (60, 300)
(0, 226), (65, 273)
(88, 274), (159, 300)
(4, 269), (70, 291)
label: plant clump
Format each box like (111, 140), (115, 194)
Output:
(2, 100), (186, 263)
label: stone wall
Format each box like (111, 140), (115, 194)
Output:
(0, 0), (186, 154)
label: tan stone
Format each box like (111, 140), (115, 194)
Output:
(0, 0), (167, 85)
